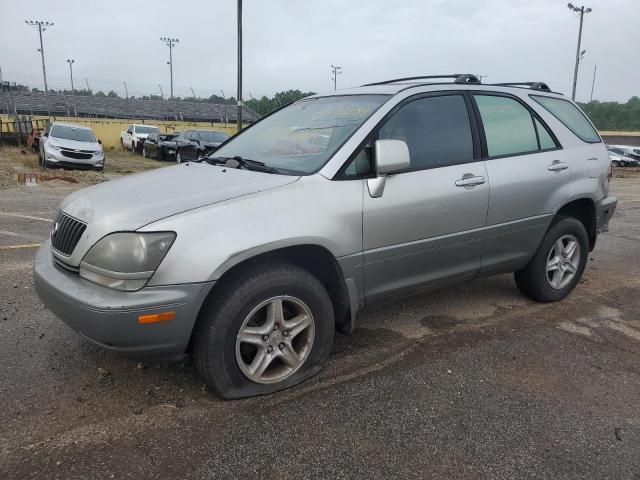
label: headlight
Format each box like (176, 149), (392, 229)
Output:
(79, 232), (176, 291)
(47, 143), (62, 151)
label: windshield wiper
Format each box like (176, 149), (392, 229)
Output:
(199, 155), (279, 174)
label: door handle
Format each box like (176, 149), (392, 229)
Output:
(455, 175), (486, 187)
(548, 161), (569, 171)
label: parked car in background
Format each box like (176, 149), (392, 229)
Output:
(608, 145), (640, 161)
(34, 75), (617, 399)
(120, 124), (160, 153)
(170, 129), (230, 163)
(142, 131), (181, 160)
(607, 146), (640, 167)
(38, 122), (105, 171)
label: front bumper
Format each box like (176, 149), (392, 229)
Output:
(596, 195), (617, 233)
(34, 240), (213, 356)
(45, 149), (104, 168)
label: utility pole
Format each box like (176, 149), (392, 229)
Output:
(66, 59), (75, 92)
(160, 37), (179, 99)
(236, 0), (243, 131)
(330, 65), (342, 90)
(221, 89), (228, 124)
(123, 81), (128, 99)
(590, 65), (597, 103)
(159, 84), (164, 99)
(25, 20), (54, 93)
(567, 4), (592, 101)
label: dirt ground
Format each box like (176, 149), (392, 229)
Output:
(0, 158), (639, 479)
(0, 145), (163, 190)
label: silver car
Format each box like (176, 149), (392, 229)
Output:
(39, 122), (105, 171)
(34, 74), (617, 398)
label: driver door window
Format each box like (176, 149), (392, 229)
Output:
(378, 94), (474, 171)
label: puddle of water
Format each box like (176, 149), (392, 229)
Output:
(16, 172), (78, 186)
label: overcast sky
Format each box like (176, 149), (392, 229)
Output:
(1, 0), (638, 102)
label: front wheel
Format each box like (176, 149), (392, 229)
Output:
(515, 216), (588, 302)
(193, 263), (334, 399)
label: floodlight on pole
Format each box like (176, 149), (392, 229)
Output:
(160, 37), (179, 99)
(25, 20), (54, 93)
(66, 59), (75, 92)
(330, 65), (342, 90)
(567, 4), (592, 101)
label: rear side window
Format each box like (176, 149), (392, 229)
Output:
(531, 95), (600, 143)
(378, 94), (474, 170)
(475, 95), (538, 157)
(535, 118), (557, 150)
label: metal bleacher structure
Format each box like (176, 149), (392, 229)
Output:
(0, 89), (258, 123)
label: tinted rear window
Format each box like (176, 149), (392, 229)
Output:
(531, 95), (600, 143)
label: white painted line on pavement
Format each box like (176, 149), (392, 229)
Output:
(0, 230), (47, 241)
(0, 213), (52, 222)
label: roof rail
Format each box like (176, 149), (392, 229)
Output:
(493, 82), (552, 92)
(362, 74), (481, 87)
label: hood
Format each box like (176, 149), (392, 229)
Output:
(202, 141), (224, 148)
(134, 133), (151, 139)
(61, 163), (299, 231)
(48, 137), (101, 152)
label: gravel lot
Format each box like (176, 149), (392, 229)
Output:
(0, 162), (639, 479)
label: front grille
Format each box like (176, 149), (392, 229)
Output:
(51, 211), (87, 256)
(61, 149), (93, 160)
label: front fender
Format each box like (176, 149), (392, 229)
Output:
(141, 174), (364, 286)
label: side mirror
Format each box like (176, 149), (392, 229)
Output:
(367, 139), (410, 198)
(98, 139), (102, 145)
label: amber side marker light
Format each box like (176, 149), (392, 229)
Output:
(138, 311), (176, 324)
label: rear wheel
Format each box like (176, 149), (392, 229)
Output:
(515, 216), (588, 302)
(193, 262), (334, 399)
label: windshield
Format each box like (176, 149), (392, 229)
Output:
(199, 131), (229, 142)
(50, 125), (96, 143)
(135, 126), (160, 134)
(213, 95), (390, 174)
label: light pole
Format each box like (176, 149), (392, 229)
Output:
(66, 59), (75, 92)
(221, 90), (228, 124)
(25, 20), (54, 93)
(236, 0), (243, 131)
(590, 65), (597, 103)
(567, 3), (592, 101)
(330, 65), (342, 90)
(160, 37), (179, 99)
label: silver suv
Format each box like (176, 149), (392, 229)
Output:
(34, 74), (617, 398)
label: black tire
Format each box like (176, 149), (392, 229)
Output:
(514, 216), (588, 302)
(193, 262), (334, 399)
(611, 160), (619, 167)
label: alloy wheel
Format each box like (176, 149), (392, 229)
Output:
(235, 296), (315, 384)
(546, 234), (580, 289)
(176, 152), (182, 164)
